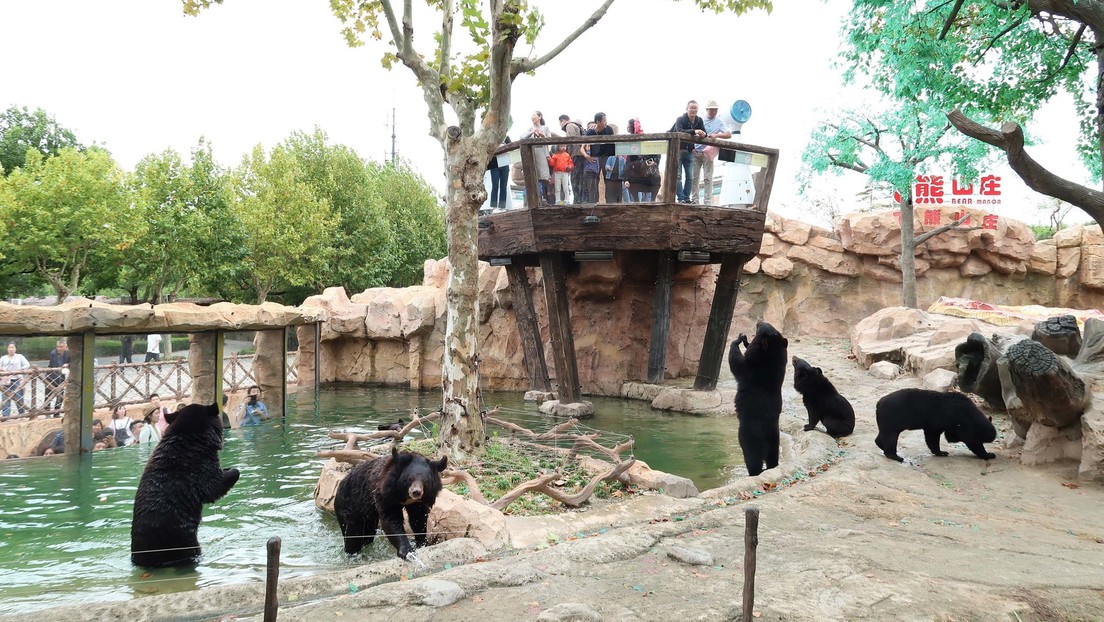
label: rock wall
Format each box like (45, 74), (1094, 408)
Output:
(301, 207), (1104, 397)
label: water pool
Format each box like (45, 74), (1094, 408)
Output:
(0, 385), (744, 615)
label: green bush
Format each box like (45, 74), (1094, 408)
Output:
(1031, 225), (1057, 240)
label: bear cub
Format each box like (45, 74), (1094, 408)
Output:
(131, 402), (240, 568)
(729, 321), (789, 477)
(875, 388), (997, 462)
(792, 356), (855, 438)
(335, 446), (448, 559)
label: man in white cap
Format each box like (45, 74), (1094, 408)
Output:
(693, 100), (732, 205)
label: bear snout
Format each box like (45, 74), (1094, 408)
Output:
(407, 481), (425, 502)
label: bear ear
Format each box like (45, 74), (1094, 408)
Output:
(433, 456), (448, 472)
(391, 444), (399, 460)
(815, 367), (823, 376)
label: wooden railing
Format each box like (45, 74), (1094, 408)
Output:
(494, 132), (778, 213)
(0, 352), (299, 421)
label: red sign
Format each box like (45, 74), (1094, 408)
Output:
(911, 174), (1002, 206)
(891, 210), (1000, 230)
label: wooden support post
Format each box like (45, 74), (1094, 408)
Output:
(314, 322), (321, 387)
(519, 145), (542, 211)
(539, 251), (581, 403)
(742, 506), (759, 622)
(264, 536), (281, 622)
(506, 262), (551, 391)
(215, 330), (225, 407)
(661, 135), (681, 203)
(694, 253), (750, 391)
(280, 328), (288, 419)
(648, 251), (675, 383)
(65, 331), (95, 455)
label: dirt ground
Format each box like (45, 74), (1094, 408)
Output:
(17, 337), (1104, 622)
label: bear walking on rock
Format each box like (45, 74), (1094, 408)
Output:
(335, 446), (448, 559)
(875, 388), (997, 462)
(792, 356), (855, 438)
(131, 403), (240, 568)
(729, 321), (789, 477)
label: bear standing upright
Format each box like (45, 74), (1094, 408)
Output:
(792, 356), (855, 438)
(131, 403), (240, 567)
(875, 388), (997, 462)
(729, 321), (789, 476)
(335, 446), (448, 559)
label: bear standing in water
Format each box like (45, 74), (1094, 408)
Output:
(792, 356), (855, 438)
(335, 446), (448, 560)
(131, 403), (240, 567)
(875, 388), (997, 462)
(729, 321), (789, 476)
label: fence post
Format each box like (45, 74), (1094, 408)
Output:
(742, 506), (759, 621)
(264, 536), (281, 622)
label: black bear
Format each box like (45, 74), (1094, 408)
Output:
(729, 321), (789, 477)
(131, 402), (240, 567)
(377, 418), (406, 432)
(335, 446), (448, 559)
(792, 356), (855, 438)
(874, 388), (997, 462)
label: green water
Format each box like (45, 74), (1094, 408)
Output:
(0, 386), (744, 615)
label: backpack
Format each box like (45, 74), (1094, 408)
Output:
(113, 418), (132, 445)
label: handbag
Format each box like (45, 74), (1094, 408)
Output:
(623, 157), (660, 183)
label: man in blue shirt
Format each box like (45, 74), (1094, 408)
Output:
(693, 100), (732, 205)
(239, 385), (269, 426)
(671, 101), (706, 203)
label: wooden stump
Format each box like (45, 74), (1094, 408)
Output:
(954, 332), (1006, 410)
(1074, 317), (1104, 374)
(1001, 337), (1089, 429)
(1032, 315), (1082, 357)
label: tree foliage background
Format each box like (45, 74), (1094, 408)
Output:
(0, 108), (444, 304)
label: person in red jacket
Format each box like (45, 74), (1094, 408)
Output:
(548, 145), (575, 205)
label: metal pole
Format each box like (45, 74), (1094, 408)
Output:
(264, 536), (281, 622)
(742, 507), (759, 621)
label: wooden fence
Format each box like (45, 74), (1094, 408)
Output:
(0, 352), (299, 421)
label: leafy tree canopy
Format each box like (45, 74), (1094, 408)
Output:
(0, 106), (84, 176)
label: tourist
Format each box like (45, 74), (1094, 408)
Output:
(549, 144), (574, 205)
(623, 118), (662, 202)
(140, 408), (163, 447)
(46, 338), (70, 414)
(521, 111), (554, 205)
(149, 394), (169, 436)
(238, 385), (269, 426)
(126, 420), (145, 446)
(144, 333), (162, 363)
(0, 342), (30, 419)
(92, 418), (117, 449)
(119, 334), (134, 364)
(671, 100), (706, 203)
(585, 112), (619, 204)
(558, 114), (586, 204)
(109, 404), (133, 446)
(692, 100), (732, 205)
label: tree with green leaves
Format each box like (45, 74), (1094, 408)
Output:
(802, 100), (991, 307)
(183, 0), (771, 462)
(0, 106), (83, 176)
(232, 143), (335, 303)
(841, 0), (1104, 225)
(0, 148), (133, 302)
(369, 160), (446, 288)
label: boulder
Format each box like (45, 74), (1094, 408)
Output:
(623, 460), (699, 498)
(1027, 239), (1057, 275)
(428, 489), (510, 550)
(423, 257), (450, 288)
(773, 215), (812, 245)
(568, 260), (623, 302)
(869, 361), (900, 379)
(650, 388), (735, 415)
(787, 245), (861, 277)
(1079, 410), (1104, 482)
(808, 234), (845, 253)
(1021, 422), (1083, 466)
(313, 458), (353, 513)
(1053, 226), (1083, 248)
(850, 307), (938, 368)
(760, 256), (794, 280)
(667, 546), (714, 566)
(837, 210), (904, 256)
(1084, 224), (1104, 246)
(524, 390), (556, 403)
(862, 257), (902, 283)
(974, 249), (1027, 275)
(959, 255), (993, 278)
(743, 255), (761, 275)
(923, 369), (958, 392)
(877, 254), (930, 277)
(619, 382), (663, 402)
(1079, 245), (1104, 289)
(926, 250), (968, 269)
(538, 400), (596, 418)
(1057, 245), (1082, 279)
(758, 232), (789, 257)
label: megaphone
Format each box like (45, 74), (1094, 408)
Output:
(720, 99), (752, 135)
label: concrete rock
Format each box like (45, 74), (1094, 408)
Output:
(666, 546), (714, 566)
(774, 215), (813, 246)
(650, 388), (735, 415)
(1021, 423), (1083, 466)
(787, 245), (861, 277)
(869, 361), (900, 380)
(1027, 239), (1057, 275)
(1058, 245), (1082, 279)
(313, 459), (353, 513)
(959, 255), (993, 278)
(524, 390), (556, 403)
(1080, 245), (1104, 289)
(837, 211), (902, 256)
(538, 400), (596, 418)
(619, 382), (663, 402)
(758, 232), (789, 257)
(1053, 225), (1083, 248)
(1079, 410), (1104, 482)
(744, 255), (761, 275)
(537, 603), (603, 622)
(412, 579), (464, 607)
(428, 489), (510, 550)
(923, 368), (958, 392)
(761, 256), (794, 279)
(624, 460), (699, 498)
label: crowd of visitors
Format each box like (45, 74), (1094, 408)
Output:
(486, 100), (732, 210)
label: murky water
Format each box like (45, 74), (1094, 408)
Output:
(0, 385), (743, 615)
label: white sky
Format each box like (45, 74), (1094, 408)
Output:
(0, 0), (1094, 227)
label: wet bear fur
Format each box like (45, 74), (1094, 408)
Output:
(875, 388), (997, 462)
(729, 321), (789, 477)
(792, 356), (855, 438)
(335, 446), (448, 559)
(131, 403), (240, 567)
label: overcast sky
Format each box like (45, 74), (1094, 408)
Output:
(0, 0), (1094, 227)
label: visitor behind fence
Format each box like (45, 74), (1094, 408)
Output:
(140, 409), (163, 447)
(109, 404), (133, 445)
(693, 100), (732, 205)
(46, 338), (70, 414)
(126, 420), (145, 446)
(92, 419), (117, 449)
(671, 100), (706, 203)
(1, 342), (30, 419)
(144, 334), (162, 363)
(238, 386), (269, 426)
(549, 144), (574, 205)
(522, 111), (554, 206)
(119, 335), (134, 364)
(149, 394), (169, 436)
(558, 114), (586, 204)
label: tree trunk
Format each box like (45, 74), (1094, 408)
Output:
(899, 195), (918, 308)
(1031, 315), (1082, 357)
(955, 331), (1006, 410)
(437, 136), (487, 464)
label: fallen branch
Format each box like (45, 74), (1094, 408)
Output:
(567, 435), (635, 464)
(441, 469), (490, 506)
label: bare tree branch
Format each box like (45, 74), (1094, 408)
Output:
(439, 0), (454, 92)
(947, 109), (1104, 224)
(938, 0), (965, 39)
(974, 15), (1027, 63)
(511, 0), (615, 76)
(828, 153), (869, 174)
(914, 213), (979, 246)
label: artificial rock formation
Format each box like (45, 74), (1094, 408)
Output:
(303, 210), (1104, 398)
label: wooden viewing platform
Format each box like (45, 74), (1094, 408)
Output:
(478, 132), (777, 404)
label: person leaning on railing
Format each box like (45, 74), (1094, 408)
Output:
(0, 342), (30, 420)
(585, 112), (617, 204)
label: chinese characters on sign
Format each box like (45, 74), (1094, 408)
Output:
(913, 174), (1002, 206)
(892, 209), (1001, 230)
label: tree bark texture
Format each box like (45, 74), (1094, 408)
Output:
(1032, 315), (1082, 357)
(899, 196), (918, 308)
